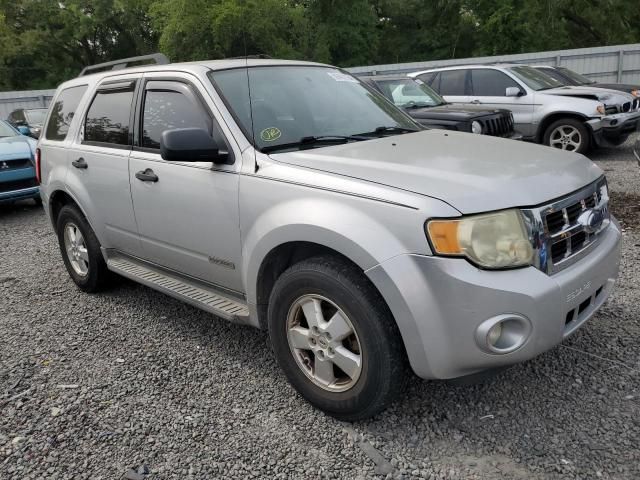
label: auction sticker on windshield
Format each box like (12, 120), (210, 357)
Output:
(261, 127), (282, 142)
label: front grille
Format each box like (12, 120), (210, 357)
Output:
(479, 113), (514, 137)
(605, 105), (619, 115)
(622, 102), (631, 112)
(539, 179), (609, 273)
(0, 158), (33, 171)
(633, 98), (640, 111)
(0, 178), (37, 193)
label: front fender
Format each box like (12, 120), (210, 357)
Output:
(241, 196), (431, 303)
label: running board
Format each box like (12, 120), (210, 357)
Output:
(106, 253), (250, 324)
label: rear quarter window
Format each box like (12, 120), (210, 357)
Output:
(44, 85), (88, 141)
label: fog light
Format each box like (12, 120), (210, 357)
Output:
(487, 323), (503, 347)
(475, 314), (532, 354)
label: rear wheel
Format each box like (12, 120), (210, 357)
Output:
(543, 118), (590, 154)
(56, 205), (111, 292)
(267, 256), (407, 421)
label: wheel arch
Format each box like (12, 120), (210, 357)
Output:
(49, 189), (87, 228)
(536, 111), (589, 143)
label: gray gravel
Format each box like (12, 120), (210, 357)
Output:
(2, 138), (640, 479)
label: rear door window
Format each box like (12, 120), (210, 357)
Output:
(438, 70), (468, 96)
(84, 83), (135, 147)
(45, 85), (88, 141)
(470, 69), (520, 96)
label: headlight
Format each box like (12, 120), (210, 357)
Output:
(631, 89), (639, 98)
(596, 104), (606, 115)
(471, 121), (483, 134)
(426, 209), (533, 269)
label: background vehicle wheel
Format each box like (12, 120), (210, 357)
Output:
(56, 204), (111, 292)
(543, 118), (590, 154)
(268, 256), (407, 421)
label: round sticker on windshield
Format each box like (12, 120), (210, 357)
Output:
(260, 127), (282, 142)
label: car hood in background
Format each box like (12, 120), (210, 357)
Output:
(541, 86), (633, 105)
(271, 130), (602, 214)
(592, 83), (640, 95)
(406, 104), (508, 121)
(0, 136), (36, 161)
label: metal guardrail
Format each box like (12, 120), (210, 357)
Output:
(346, 43), (640, 84)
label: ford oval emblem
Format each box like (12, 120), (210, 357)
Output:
(577, 207), (605, 233)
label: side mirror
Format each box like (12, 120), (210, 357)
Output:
(160, 128), (231, 165)
(506, 87), (523, 97)
(17, 126), (30, 135)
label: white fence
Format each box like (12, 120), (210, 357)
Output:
(0, 89), (55, 120)
(346, 43), (640, 84)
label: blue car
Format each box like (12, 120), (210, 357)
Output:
(0, 120), (41, 205)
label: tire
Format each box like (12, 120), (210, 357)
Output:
(267, 256), (407, 421)
(56, 204), (110, 292)
(543, 118), (590, 154)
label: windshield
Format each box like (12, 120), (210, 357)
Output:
(508, 66), (564, 91)
(24, 109), (47, 125)
(375, 78), (445, 108)
(209, 66), (418, 152)
(0, 121), (18, 137)
(557, 67), (595, 85)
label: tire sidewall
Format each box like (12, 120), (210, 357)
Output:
(268, 264), (395, 417)
(544, 118), (590, 154)
(56, 206), (104, 291)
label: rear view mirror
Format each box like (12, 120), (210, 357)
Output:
(160, 128), (232, 164)
(17, 126), (30, 135)
(506, 87), (522, 97)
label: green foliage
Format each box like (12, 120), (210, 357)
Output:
(0, 0), (639, 90)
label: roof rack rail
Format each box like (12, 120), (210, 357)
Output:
(227, 54), (273, 60)
(78, 53), (170, 77)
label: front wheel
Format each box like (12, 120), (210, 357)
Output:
(543, 118), (590, 154)
(267, 256), (407, 421)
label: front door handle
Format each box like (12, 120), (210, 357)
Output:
(135, 168), (158, 183)
(470, 99), (481, 104)
(72, 157), (88, 169)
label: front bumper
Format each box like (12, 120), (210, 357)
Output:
(0, 167), (40, 203)
(587, 110), (640, 146)
(366, 220), (621, 380)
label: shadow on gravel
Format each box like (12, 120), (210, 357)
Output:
(610, 191), (640, 231)
(0, 199), (44, 219)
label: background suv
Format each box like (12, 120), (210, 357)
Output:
(7, 107), (48, 138)
(533, 65), (640, 99)
(410, 64), (640, 153)
(360, 75), (521, 139)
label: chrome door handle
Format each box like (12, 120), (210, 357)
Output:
(470, 99), (481, 104)
(71, 157), (87, 169)
(135, 168), (158, 182)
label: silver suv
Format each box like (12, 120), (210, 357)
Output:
(409, 64), (640, 153)
(38, 55), (621, 420)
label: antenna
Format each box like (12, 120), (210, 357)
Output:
(242, 28), (259, 173)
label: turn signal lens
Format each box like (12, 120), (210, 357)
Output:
(427, 221), (460, 254)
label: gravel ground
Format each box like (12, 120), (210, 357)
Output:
(1, 136), (640, 480)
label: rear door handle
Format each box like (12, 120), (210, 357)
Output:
(135, 168), (158, 183)
(71, 157), (87, 169)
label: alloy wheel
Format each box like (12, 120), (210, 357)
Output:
(286, 294), (362, 392)
(549, 125), (582, 151)
(63, 222), (89, 276)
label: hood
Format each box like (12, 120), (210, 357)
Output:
(271, 130), (602, 214)
(541, 85), (633, 105)
(0, 135), (35, 161)
(592, 83), (640, 95)
(407, 104), (507, 121)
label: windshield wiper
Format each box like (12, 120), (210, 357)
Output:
(260, 134), (367, 153)
(355, 125), (420, 137)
